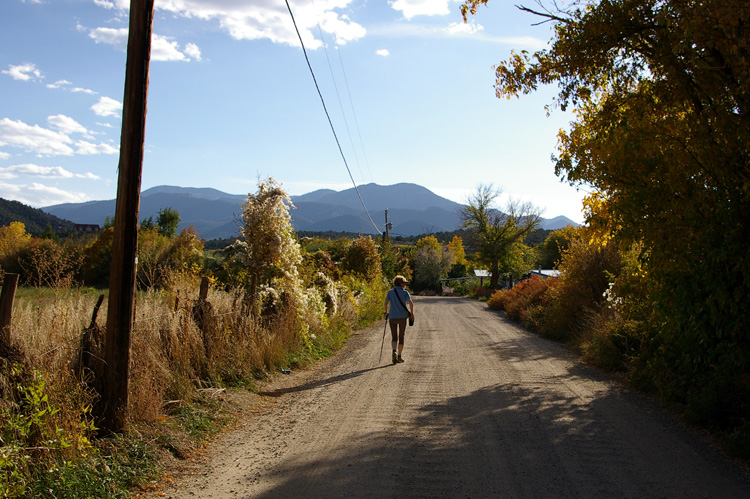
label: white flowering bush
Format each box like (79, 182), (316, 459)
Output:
(229, 178), (303, 316)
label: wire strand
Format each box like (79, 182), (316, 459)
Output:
(284, 0), (381, 235)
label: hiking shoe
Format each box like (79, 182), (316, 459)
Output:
(392, 351), (398, 364)
(397, 355), (405, 363)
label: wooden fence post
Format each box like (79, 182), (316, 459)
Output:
(0, 273), (19, 349)
(199, 276), (209, 302)
(192, 277), (215, 369)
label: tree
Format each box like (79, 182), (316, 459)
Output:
(412, 236), (443, 293)
(341, 236), (381, 280)
(538, 226), (578, 269)
(460, 184), (541, 289)
(463, 0), (750, 432)
(446, 235), (467, 268)
(136, 227), (170, 289)
(227, 178), (302, 315)
(156, 207), (180, 238)
(0, 222), (32, 270)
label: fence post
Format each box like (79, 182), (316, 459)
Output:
(199, 276), (209, 301)
(0, 273), (19, 348)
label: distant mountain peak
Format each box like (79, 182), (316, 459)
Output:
(41, 183), (577, 239)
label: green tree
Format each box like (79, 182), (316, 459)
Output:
(156, 208), (180, 238)
(460, 184), (541, 289)
(538, 226), (578, 269)
(412, 236), (442, 293)
(341, 236), (381, 280)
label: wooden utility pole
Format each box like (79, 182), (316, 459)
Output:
(99, 0), (154, 433)
(383, 209), (392, 242)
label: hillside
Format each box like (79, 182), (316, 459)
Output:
(42, 183), (578, 239)
(0, 198), (75, 236)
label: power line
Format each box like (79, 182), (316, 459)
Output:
(336, 46), (374, 183)
(316, 24), (364, 183)
(284, 0), (381, 235)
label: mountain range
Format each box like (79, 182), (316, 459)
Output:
(41, 183), (578, 239)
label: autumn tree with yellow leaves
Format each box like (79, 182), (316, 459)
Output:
(463, 0), (750, 444)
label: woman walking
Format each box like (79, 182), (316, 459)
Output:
(384, 275), (415, 364)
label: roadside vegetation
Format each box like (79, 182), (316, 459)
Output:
(473, 0), (750, 462)
(3, 0), (749, 493)
(1, 177), (524, 497)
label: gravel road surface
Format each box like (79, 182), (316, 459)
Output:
(151, 296), (750, 498)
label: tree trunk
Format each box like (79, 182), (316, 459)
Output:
(490, 261), (500, 290)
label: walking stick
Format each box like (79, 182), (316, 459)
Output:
(379, 314), (388, 364)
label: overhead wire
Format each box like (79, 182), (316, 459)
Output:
(284, 0), (382, 235)
(315, 23), (365, 183)
(335, 46), (374, 183)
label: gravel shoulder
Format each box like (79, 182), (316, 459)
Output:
(145, 296), (750, 498)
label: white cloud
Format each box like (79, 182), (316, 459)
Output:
(152, 35), (189, 61)
(0, 118), (117, 158)
(184, 43), (202, 62)
(47, 79), (72, 89)
(446, 20), (483, 35)
(370, 22), (547, 49)
(88, 27), (203, 62)
(0, 164), (75, 179)
(72, 87), (98, 95)
(377, 49), (390, 56)
(47, 115), (89, 136)
(75, 140), (118, 155)
(77, 172), (102, 180)
(2, 63), (44, 82)
(0, 181), (89, 207)
(95, 0), (366, 49)
(0, 118), (74, 156)
(91, 96), (122, 118)
(0, 164), (102, 180)
(93, 0), (119, 9)
(390, 0), (451, 19)
(0, 151), (9, 160)
(89, 27), (128, 51)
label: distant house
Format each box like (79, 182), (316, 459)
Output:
(529, 268), (561, 279)
(74, 224), (100, 233)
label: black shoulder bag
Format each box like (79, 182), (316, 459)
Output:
(393, 287), (414, 326)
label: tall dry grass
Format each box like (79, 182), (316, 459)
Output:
(1, 266), (385, 496)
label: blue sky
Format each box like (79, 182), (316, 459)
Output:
(0, 0), (588, 224)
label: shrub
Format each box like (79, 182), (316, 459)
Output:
(487, 276), (557, 322)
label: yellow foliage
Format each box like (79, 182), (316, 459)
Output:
(0, 221), (32, 262)
(447, 235), (468, 266)
(415, 235), (441, 253)
(581, 192), (621, 248)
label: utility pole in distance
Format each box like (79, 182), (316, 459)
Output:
(384, 209), (392, 242)
(99, 0), (154, 434)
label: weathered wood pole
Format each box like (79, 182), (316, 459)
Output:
(0, 273), (19, 349)
(100, 0), (154, 433)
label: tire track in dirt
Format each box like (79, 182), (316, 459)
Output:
(152, 296), (750, 498)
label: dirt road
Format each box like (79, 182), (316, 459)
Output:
(153, 296), (750, 498)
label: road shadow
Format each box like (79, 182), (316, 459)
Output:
(258, 364), (392, 397)
(245, 373), (750, 499)
(246, 380), (750, 499)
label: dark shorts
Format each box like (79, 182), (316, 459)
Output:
(389, 318), (407, 344)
